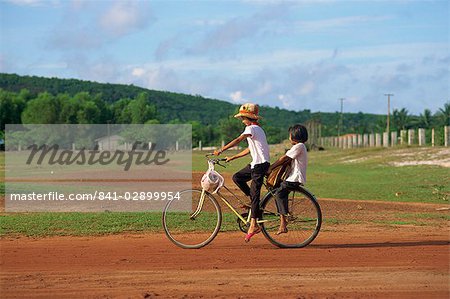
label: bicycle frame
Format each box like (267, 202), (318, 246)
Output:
(193, 156), (278, 226)
(217, 186), (275, 225)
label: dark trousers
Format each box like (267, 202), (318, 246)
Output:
(274, 181), (301, 215)
(232, 162), (270, 219)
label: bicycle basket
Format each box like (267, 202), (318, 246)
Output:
(201, 168), (224, 194)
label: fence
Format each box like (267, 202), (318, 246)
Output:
(320, 126), (450, 149)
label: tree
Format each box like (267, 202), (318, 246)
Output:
(111, 98), (132, 123)
(417, 109), (432, 129)
(264, 125), (284, 144)
(189, 121), (202, 146)
(218, 117), (243, 143)
(59, 93), (78, 123)
(21, 92), (60, 124)
(0, 89), (25, 130)
(436, 102), (450, 126)
(128, 93), (158, 124)
(77, 100), (101, 124)
(392, 108), (410, 131)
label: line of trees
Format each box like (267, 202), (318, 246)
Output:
(0, 73), (448, 146)
(0, 88), (258, 146)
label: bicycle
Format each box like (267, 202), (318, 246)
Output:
(162, 154), (322, 249)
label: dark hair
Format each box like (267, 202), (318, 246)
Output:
(241, 116), (259, 123)
(289, 124), (308, 143)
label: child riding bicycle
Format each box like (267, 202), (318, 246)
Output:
(214, 103), (270, 242)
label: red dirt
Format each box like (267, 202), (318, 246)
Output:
(1, 173), (449, 298)
(1, 222), (449, 298)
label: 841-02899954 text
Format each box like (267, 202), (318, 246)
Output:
(9, 191), (181, 201)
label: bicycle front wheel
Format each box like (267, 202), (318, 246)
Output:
(261, 186), (322, 248)
(162, 189), (222, 249)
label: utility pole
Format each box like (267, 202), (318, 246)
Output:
(107, 120), (111, 151)
(338, 98), (345, 137)
(384, 94), (394, 133)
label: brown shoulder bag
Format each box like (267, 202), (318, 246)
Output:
(266, 160), (292, 189)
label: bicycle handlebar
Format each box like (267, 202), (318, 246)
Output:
(205, 154), (228, 167)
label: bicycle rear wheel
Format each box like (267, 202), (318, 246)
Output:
(162, 189), (222, 249)
(261, 186), (321, 248)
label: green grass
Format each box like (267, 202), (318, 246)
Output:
(0, 212), (164, 237)
(306, 147), (449, 203)
(0, 211), (242, 237)
(3, 147), (448, 203)
(373, 220), (427, 226)
(324, 218), (362, 225)
(395, 212), (450, 221)
(192, 147), (449, 204)
(1, 147), (449, 237)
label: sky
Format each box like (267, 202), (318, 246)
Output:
(0, 0), (448, 115)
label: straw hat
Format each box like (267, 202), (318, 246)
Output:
(234, 103), (261, 120)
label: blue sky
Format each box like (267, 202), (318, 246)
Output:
(0, 0), (448, 115)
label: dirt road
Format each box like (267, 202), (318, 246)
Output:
(1, 220), (448, 298)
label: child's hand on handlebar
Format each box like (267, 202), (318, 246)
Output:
(225, 156), (233, 163)
(213, 149), (222, 156)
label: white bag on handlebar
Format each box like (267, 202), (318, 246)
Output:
(201, 167), (224, 194)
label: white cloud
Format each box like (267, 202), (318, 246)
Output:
(298, 81), (315, 96)
(254, 80), (273, 97)
(99, 1), (153, 38)
(193, 19), (226, 26)
(117, 39), (449, 114)
(188, 3), (291, 54)
(277, 94), (292, 108)
(230, 91), (245, 103)
(48, 1), (155, 51)
(131, 67), (145, 77)
(5, 0), (60, 6)
(70, 0), (89, 10)
(296, 15), (392, 32)
(142, 42), (449, 78)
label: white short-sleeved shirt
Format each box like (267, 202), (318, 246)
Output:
(241, 125), (270, 168)
(285, 143), (307, 184)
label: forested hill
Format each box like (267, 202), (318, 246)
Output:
(1, 73), (393, 144)
(0, 73), (238, 126)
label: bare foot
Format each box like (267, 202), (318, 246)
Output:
(247, 226), (261, 234)
(275, 227), (288, 235)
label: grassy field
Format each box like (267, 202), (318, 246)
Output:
(194, 146), (449, 203)
(306, 147), (449, 203)
(1, 146), (449, 237)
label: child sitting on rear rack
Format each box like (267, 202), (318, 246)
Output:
(267, 124), (308, 235)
